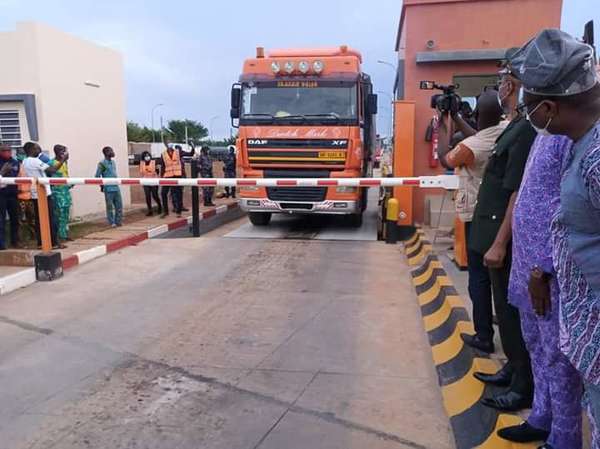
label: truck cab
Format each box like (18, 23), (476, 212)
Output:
(231, 46), (377, 226)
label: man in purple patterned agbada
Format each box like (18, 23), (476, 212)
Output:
(497, 134), (582, 448)
(511, 29), (600, 449)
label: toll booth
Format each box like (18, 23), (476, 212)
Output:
(389, 0), (563, 260)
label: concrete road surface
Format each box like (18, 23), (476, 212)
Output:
(0, 214), (453, 449)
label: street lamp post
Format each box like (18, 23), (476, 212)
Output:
(209, 115), (220, 141)
(151, 103), (164, 142)
(377, 60), (397, 72)
(377, 60), (398, 101)
(377, 91), (394, 139)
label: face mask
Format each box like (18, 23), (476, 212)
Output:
(144, 156), (151, 162)
(497, 91), (504, 109)
(518, 87), (524, 104)
(526, 101), (553, 136)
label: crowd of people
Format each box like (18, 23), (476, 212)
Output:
(0, 138), (235, 249)
(0, 141), (71, 250)
(437, 29), (599, 449)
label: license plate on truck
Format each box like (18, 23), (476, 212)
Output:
(318, 151), (345, 159)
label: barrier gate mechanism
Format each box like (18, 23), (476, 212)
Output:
(0, 175), (459, 189)
(0, 175), (458, 279)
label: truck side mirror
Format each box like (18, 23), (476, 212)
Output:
(230, 84), (242, 119)
(367, 93), (378, 115)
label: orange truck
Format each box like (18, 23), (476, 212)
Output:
(230, 46), (378, 226)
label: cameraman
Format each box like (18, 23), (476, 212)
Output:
(437, 89), (507, 355)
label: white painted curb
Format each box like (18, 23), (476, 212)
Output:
(0, 268), (36, 296)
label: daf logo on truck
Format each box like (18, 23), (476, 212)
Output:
(230, 45), (378, 228)
(248, 139), (268, 146)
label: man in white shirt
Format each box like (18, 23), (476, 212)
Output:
(22, 142), (66, 249)
(437, 90), (508, 353)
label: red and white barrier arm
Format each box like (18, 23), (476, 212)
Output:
(0, 175), (458, 190)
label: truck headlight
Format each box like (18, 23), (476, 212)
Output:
(284, 61), (295, 74)
(271, 62), (281, 74)
(298, 61), (310, 74)
(240, 186), (260, 192)
(313, 60), (324, 74)
(336, 186), (357, 193)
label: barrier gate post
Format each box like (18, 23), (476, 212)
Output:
(190, 160), (200, 237)
(36, 179), (53, 252)
(34, 179), (63, 281)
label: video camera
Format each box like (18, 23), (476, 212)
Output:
(420, 81), (461, 114)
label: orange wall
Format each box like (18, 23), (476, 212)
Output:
(401, 0), (562, 223)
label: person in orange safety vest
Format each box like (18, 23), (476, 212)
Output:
(139, 151), (162, 216)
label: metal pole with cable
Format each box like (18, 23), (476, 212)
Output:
(209, 115), (220, 142)
(151, 103), (164, 142)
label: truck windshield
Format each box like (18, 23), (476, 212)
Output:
(240, 81), (358, 125)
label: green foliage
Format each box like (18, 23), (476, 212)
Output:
(126, 121), (156, 142)
(167, 119), (208, 143)
(127, 119), (209, 143)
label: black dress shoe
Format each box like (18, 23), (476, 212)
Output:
(474, 364), (512, 387)
(497, 421), (549, 443)
(481, 391), (533, 412)
(461, 334), (495, 353)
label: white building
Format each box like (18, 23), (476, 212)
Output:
(0, 22), (130, 218)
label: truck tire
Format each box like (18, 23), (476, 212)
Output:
(349, 213), (363, 228)
(249, 212), (272, 226)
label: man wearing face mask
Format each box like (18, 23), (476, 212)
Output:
(512, 29), (600, 448)
(139, 151), (161, 216)
(468, 49), (537, 413)
(160, 140), (184, 218)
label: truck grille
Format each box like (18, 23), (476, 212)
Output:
(247, 139), (348, 167)
(267, 187), (327, 202)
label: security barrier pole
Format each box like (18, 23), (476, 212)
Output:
(393, 101), (417, 241)
(190, 161), (200, 237)
(385, 197), (400, 244)
(36, 179), (53, 252)
(34, 179), (63, 281)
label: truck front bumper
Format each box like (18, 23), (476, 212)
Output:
(240, 198), (359, 215)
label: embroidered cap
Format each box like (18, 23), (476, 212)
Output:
(510, 29), (599, 96)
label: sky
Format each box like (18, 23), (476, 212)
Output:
(0, 0), (597, 139)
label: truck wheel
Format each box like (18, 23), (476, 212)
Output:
(349, 213), (363, 228)
(249, 212), (272, 226)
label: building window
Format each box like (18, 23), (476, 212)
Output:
(0, 110), (22, 150)
(453, 74), (499, 108)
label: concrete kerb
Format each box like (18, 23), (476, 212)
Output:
(0, 202), (241, 296)
(403, 231), (536, 449)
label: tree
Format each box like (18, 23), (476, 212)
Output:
(127, 121), (156, 142)
(167, 119), (208, 143)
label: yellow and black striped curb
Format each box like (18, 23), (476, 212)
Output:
(404, 231), (536, 449)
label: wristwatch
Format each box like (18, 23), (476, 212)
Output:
(531, 266), (551, 280)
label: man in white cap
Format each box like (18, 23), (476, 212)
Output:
(512, 28), (600, 449)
